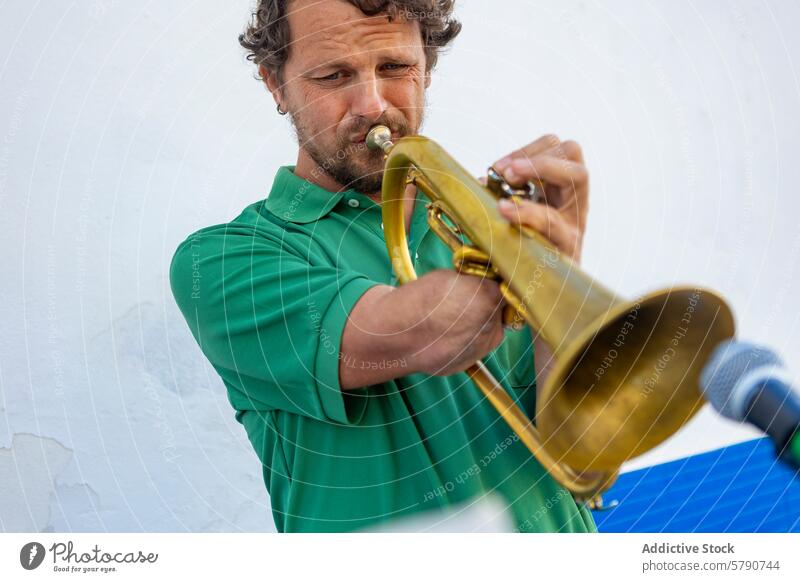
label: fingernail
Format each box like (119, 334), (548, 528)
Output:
(494, 156), (512, 171)
(505, 168), (518, 182)
(498, 198), (515, 212)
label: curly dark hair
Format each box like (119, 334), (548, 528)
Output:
(239, 0), (462, 84)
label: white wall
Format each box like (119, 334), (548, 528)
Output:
(1, 0), (798, 531)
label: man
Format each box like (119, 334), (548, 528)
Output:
(170, 0), (593, 532)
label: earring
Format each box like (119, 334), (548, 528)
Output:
(277, 104), (287, 116)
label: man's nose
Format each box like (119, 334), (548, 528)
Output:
(349, 75), (388, 121)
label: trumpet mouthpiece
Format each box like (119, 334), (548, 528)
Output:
(366, 125), (394, 153)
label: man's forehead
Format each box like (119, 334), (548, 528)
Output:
(286, 0), (422, 63)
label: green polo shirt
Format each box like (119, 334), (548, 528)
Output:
(169, 165), (596, 533)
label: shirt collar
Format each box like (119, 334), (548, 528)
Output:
(263, 166), (431, 247)
(265, 165), (367, 224)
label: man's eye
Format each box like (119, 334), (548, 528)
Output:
(383, 63), (410, 72)
(316, 72), (342, 82)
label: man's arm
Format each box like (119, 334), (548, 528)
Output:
(339, 269), (506, 390)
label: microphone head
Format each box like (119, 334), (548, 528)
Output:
(699, 339), (784, 421)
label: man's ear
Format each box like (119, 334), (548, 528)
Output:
(423, 69), (432, 89)
(259, 64), (284, 109)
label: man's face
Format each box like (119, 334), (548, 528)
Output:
(272, 0), (430, 194)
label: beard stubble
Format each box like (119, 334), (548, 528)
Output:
(290, 111), (418, 195)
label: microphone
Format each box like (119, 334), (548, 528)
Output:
(700, 340), (800, 471)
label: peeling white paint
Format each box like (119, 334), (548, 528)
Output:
(0, 434), (73, 532)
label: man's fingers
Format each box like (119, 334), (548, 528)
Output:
(497, 199), (568, 248)
(502, 155), (588, 192)
(497, 198), (584, 261)
(539, 139), (584, 164)
(492, 134), (561, 170)
(492, 135), (584, 171)
(519, 138), (584, 167)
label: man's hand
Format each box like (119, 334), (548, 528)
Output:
(415, 269), (506, 376)
(491, 134), (589, 263)
(340, 269), (505, 389)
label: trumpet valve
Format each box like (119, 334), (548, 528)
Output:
(486, 166), (545, 203)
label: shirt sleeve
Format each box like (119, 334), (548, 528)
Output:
(169, 222), (382, 424)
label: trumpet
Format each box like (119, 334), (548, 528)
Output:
(366, 125), (736, 507)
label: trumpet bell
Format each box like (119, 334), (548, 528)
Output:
(539, 288), (735, 472)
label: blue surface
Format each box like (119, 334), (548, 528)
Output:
(591, 438), (800, 532)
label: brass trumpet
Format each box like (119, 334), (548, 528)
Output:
(366, 125), (736, 506)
